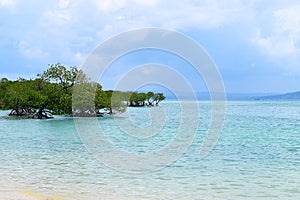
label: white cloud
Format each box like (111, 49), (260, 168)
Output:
(18, 40), (48, 59)
(0, 0), (16, 7)
(74, 52), (86, 64)
(41, 9), (71, 27)
(252, 28), (295, 56)
(58, 0), (69, 9)
(134, 0), (159, 7)
(86, 0), (254, 31)
(2, 0), (300, 79)
(154, 0), (253, 29)
(94, 0), (126, 12)
(250, 3), (300, 74)
(252, 5), (300, 57)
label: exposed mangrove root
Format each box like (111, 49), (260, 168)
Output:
(9, 104), (53, 119)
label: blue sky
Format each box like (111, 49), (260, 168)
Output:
(0, 0), (300, 94)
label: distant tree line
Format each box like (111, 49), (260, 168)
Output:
(127, 91), (165, 107)
(0, 63), (165, 118)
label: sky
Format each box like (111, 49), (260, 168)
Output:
(0, 0), (300, 94)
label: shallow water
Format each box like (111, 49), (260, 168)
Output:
(0, 101), (299, 199)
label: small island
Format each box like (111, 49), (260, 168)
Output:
(0, 63), (165, 119)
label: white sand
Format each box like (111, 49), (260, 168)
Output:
(0, 190), (41, 200)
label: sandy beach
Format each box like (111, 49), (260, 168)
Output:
(0, 189), (63, 200)
(0, 190), (40, 200)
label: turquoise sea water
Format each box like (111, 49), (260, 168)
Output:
(0, 101), (299, 199)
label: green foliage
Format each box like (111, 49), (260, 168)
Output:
(146, 91), (155, 105)
(110, 91), (127, 113)
(2, 80), (47, 110)
(127, 91), (164, 107)
(59, 93), (72, 114)
(72, 81), (98, 115)
(154, 93), (166, 105)
(0, 63), (166, 117)
(129, 92), (147, 106)
(0, 78), (10, 108)
(95, 88), (110, 109)
(40, 63), (85, 93)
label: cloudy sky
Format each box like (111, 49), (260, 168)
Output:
(1, 0), (300, 94)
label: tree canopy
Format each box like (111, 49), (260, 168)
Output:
(0, 63), (166, 118)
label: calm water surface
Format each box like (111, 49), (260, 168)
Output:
(0, 101), (299, 199)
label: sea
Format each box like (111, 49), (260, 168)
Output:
(0, 101), (299, 200)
